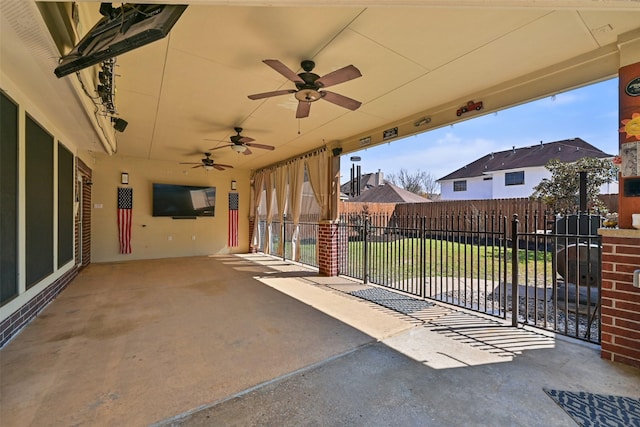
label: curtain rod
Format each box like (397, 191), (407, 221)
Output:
(254, 145), (327, 174)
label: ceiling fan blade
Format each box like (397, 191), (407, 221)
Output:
(191, 165), (202, 169)
(243, 147), (252, 155)
(209, 144), (233, 151)
(215, 163), (233, 169)
(238, 136), (255, 143)
(245, 142), (275, 151)
(321, 91), (362, 111)
(263, 59), (304, 84)
(316, 65), (362, 88)
(248, 89), (296, 100)
(296, 101), (311, 118)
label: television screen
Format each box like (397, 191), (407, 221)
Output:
(54, 4), (187, 78)
(153, 183), (216, 217)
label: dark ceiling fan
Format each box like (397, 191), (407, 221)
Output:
(179, 153), (233, 171)
(207, 127), (274, 155)
(248, 59), (362, 118)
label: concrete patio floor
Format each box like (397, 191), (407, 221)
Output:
(1, 254), (638, 427)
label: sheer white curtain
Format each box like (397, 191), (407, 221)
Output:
(263, 169), (274, 255)
(250, 170), (265, 250)
(288, 158), (304, 261)
(274, 165), (288, 256)
(305, 149), (330, 219)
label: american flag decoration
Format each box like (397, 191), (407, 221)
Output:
(117, 187), (133, 254)
(228, 192), (239, 247)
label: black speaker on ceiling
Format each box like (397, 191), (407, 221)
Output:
(112, 118), (128, 132)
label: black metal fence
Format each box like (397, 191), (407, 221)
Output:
(256, 217), (319, 268)
(257, 211), (603, 344)
(338, 212), (510, 318)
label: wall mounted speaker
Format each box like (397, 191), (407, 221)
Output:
(332, 147), (342, 156)
(113, 118), (128, 132)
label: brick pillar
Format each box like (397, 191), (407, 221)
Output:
(318, 220), (340, 276)
(599, 229), (640, 368)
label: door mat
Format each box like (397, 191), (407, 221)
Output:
(543, 388), (640, 427)
(350, 288), (433, 315)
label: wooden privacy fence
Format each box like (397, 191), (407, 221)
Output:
(341, 195), (618, 231)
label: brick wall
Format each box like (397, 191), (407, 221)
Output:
(77, 159), (92, 268)
(600, 231), (640, 368)
(0, 267), (78, 348)
(318, 221), (340, 276)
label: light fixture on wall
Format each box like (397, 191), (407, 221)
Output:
(121, 172), (129, 185)
(231, 180), (237, 191)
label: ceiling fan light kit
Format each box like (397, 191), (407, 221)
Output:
(295, 89), (322, 102)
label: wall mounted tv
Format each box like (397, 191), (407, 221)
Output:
(54, 4), (187, 78)
(152, 183), (216, 218)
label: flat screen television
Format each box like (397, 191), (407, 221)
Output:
(152, 183), (216, 217)
(54, 4), (187, 78)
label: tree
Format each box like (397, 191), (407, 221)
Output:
(531, 157), (618, 213)
(387, 169), (440, 197)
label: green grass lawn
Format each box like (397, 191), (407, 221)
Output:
(289, 237), (553, 285)
(354, 238), (552, 284)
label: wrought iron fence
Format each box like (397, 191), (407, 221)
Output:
(257, 217), (319, 268)
(339, 212), (509, 318)
(337, 211), (603, 344)
(258, 211), (603, 344)
(513, 213), (602, 343)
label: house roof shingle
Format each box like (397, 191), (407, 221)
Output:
(340, 171), (387, 196)
(437, 138), (613, 181)
(350, 183), (431, 203)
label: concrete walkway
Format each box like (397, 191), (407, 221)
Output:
(1, 254), (638, 427)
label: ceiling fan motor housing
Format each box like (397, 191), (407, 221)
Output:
(296, 60), (321, 101)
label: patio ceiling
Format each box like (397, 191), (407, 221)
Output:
(4, 1), (640, 171)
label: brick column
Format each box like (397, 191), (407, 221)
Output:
(318, 220), (340, 276)
(599, 229), (640, 368)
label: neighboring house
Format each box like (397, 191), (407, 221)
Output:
(340, 170), (387, 199)
(350, 183), (431, 203)
(437, 138), (618, 201)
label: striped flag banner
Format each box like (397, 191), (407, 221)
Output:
(228, 192), (239, 247)
(117, 187), (133, 254)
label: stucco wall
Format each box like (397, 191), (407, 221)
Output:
(89, 153), (251, 262)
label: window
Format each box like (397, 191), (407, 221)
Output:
(453, 180), (467, 192)
(505, 171), (524, 186)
